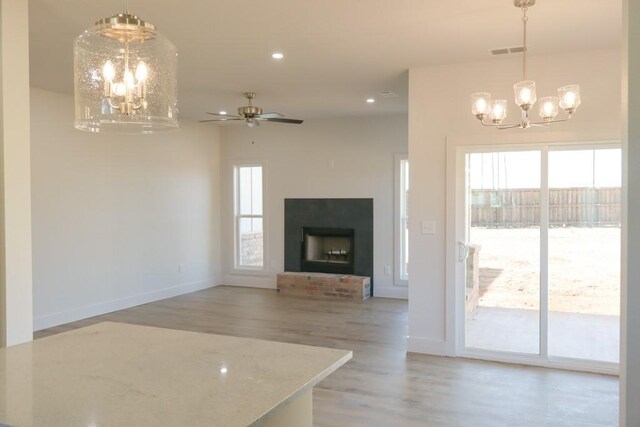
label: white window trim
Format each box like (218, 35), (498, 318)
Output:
(231, 160), (268, 275)
(394, 154), (409, 286)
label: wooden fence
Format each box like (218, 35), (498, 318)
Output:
(471, 188), (621, 227)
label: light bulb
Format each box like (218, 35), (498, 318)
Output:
(538, 96), (559, 121)
(124, 70), (135, 88)
(102, 60), (115, 81)
(490, 100), (508, 123)
(563, 92), (576, 107)
(135, 61), (148, 82)
(520, 88), (531, 103)
(114, 82), (126, 97)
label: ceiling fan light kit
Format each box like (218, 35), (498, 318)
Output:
(470, 0), (581, 130)
(74, 0), (178, 134)
(200, 92), (304, 127)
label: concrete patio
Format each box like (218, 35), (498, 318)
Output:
(466, 306), (619, 363)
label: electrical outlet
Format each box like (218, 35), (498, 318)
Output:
(384, 266), (392, 275)
(178, 263), (184, 273)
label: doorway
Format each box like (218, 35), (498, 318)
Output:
(454, 144), (621, 373)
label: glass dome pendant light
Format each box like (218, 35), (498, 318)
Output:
(470, 0), (581, 130)
(74, 0), (178, 133)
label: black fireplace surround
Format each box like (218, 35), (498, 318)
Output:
(284, 198), (374, 294)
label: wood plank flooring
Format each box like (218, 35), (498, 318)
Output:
(36, 286), (619, 426)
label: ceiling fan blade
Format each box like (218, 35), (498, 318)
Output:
(206, 112), (243, 119)
(199, 118), (243, 122)
(263, 117), (304, 124)
(256, 112), (284, 119)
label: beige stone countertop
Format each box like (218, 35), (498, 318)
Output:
(0, 321), (352, 427)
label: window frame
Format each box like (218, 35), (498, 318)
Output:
(394, 154), (409, 285)
(232, 162), (267, 273)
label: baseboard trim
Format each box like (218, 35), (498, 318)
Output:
(407, 336), (453, 356)
(33, 280), (219, 331)
(222, 274), (276, 289)
(374, 286), (408, 299)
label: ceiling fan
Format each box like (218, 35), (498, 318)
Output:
(200, 92), (304, 127)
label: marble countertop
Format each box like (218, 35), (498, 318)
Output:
(0, 322), (352, 426)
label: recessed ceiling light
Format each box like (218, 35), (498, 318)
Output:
(219, 111), (227, 115)
(366, 98), (375, 104)
(272, 52), (284, 59)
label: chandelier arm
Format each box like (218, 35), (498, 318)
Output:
(528, 115), (574, 127)
(479, 119), (503, 127)
(106, 97), (122, 112)
(496, 123), (524, 130)
(479, 119), (522, 129)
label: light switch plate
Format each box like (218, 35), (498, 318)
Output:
(421, 220), (436, 235)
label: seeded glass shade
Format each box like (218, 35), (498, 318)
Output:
(74, 14), (178, 133)
(558, 84), (581, 113)
(513, 80), (537, 110)
(490, 99), (508, 123)
(471, 92), (492, 118)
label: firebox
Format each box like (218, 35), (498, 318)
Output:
(301, 227), (355, 274)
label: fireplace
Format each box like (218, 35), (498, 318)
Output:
(301, 227), (355, 274)
(284, 198), (374, 294)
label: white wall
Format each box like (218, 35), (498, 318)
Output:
(220, 115), (408, 299)
(407, 48), (621, 354)
(621, 2), (639, 424)
(0, 0), (33, 346)
(30, 88), (221, 330)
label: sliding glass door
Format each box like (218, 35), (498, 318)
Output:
(456, 144), (620, 371)
(547, 149), (621, 363)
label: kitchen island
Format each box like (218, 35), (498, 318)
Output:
(0, 322), (352, 426)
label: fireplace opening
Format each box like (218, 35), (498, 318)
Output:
(301, 227), (354, 274)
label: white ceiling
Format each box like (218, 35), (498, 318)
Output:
(29, 0), (621, 120)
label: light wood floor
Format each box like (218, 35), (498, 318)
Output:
(36, 286), (619, 426)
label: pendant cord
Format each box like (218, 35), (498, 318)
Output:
(522, 6), (528, 81)
(124, 0), (129, 91)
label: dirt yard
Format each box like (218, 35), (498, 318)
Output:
(470, 227), (620, 316)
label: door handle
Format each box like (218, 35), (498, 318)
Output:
(458, 241), (470, 262)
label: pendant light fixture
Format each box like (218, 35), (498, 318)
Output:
(74, 0), (178, 133)
(471, 0), (581, 130)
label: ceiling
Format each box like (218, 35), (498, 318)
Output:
(29, 0), (621, 121)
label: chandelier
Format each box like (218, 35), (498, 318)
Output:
(471, 0), (581, 130)
(74, 1), (178, 133)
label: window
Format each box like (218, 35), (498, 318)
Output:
(395, 155), (409, 284)
(234, 164), (264, 270)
